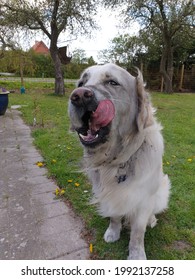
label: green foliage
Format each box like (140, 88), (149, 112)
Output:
(8, 82), (195, 260)
(98, 34), (144, 67)
(71, 49), (88, 64)
(0, 49), (35, 76)
(30, 51), (55, 78)
(64, 48), (97, 78)
(64, 61), (97, 79)
(0, 0), (99, 95)
(104, 0), (195, 93)
(0, 48), (97, 79)
(99, 30), (195, 69)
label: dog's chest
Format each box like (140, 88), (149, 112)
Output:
(91, 159), (136, 195)
(90, 165), (142, 217)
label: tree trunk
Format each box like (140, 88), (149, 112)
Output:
(50, 47), (65, 96)
(160, 43), (174, 93)
(164, 76), (172, 93)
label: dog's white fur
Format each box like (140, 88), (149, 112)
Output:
(69, 63), (170, 260)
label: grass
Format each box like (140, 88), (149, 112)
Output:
(6, 80), (195, 260)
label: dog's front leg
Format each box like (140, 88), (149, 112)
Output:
(128, 216), (147, 260)
(104, 217), (122, 243)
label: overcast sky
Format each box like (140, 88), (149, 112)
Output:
(68, 8), (124, 61)
(32, 7), (140, 63)
(61, 8), (139, 62)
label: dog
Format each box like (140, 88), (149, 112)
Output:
(68, 63), (170, 260)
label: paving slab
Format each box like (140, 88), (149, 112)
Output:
(0, 109), (89, 260)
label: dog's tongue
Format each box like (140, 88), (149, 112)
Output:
(90, 100), (115, 131)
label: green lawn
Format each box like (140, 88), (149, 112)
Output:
(6, 81), (195, 260)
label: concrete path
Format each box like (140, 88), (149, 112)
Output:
(0, 109), (89, 260)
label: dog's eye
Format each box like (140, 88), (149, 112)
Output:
(108, 80), (120, 86)
(78, 81), (84, 87)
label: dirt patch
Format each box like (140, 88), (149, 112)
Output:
(172, 240), (192, 251)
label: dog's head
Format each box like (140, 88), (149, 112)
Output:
(68, 63), (153, 149)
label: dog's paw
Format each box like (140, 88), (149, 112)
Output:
(104, 227), (120, 243)
(128, 247), (147, 260)
(148, 215), (158, 228)
(127, 252), (147, 260)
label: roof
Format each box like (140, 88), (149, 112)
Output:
(31, 41), (49, 55)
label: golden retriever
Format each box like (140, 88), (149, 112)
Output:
(68, 63), (170, 259)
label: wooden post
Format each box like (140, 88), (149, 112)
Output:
(179, 64), (185, 90)
(20, 53), (24, 87)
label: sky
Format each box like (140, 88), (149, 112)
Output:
(31, 7), (140, 63)
(61, 8), (140, 62)
(67, 9), (126, 61)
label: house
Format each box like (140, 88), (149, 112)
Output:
(31, 41), (49, 55)
(31, 40), (71, 64)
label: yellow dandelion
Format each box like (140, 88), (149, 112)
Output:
(60, 189), (65, 195)
(55, 188), (60, 196)
(52, 159), (57, 163)
(36, 161), (44, 167)
(68, 179), (73, 183)
(75, 183), (80, 187)
(89, 243), (93, 253)
(187, 158), (192, 162)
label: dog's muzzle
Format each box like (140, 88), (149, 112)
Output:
(69, 87), (115, 147)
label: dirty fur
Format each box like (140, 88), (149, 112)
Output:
(69, 63), (171, 260)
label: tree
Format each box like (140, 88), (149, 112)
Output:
(30, 51), (54, 77)
(0, 28), (14, 57)
(1, 0), (99, 95)
(98, 34), (145, 69)
(0, 25), (22, 58)
(64, 49), (97, 79)
(0, 21), (31, 86)
(105, 0), (195, 93)
(71, 49), (88, 65)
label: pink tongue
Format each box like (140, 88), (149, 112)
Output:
(90, 100), (115, 131)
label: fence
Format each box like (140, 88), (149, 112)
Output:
(143, 64), (195, 92)
(0, 77), (77, 83)
(1, 65), (194, 92)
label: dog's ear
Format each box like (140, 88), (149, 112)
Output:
(136, 70), (154, 131)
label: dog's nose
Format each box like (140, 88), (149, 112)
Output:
(70, 88), (94, 107)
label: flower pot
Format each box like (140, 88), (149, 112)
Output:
(0, 91), (9, 115)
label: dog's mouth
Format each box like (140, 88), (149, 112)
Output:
(76, 100), (115, 147)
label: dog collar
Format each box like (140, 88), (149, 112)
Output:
(116, 162), (129, 184)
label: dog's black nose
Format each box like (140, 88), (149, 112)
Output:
(70, 88), (94, 107)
